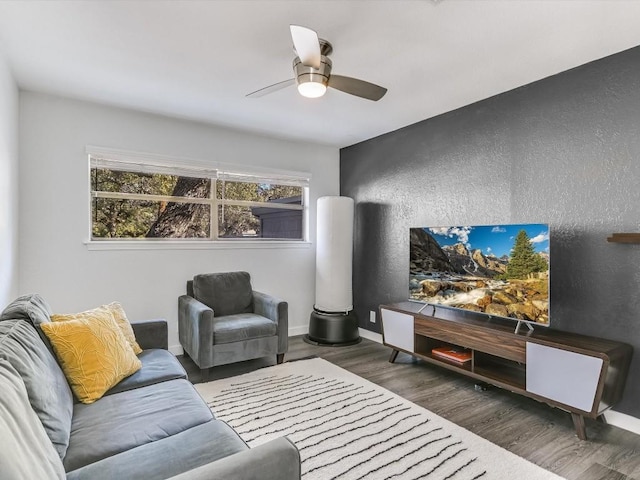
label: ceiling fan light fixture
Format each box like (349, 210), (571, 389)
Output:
(293, 55), (331, 99)
(297, 80), (327, 98)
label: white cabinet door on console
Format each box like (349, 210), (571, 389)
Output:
(381, 309), (414, 353)
(526, 342), (603, 413)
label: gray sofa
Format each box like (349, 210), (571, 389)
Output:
(0, 294), (300, 480)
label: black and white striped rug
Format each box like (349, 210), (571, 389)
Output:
(195, 358), (563, 480)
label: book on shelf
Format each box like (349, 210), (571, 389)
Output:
(431, 347), (472, 364)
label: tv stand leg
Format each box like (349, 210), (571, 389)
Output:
(389, 349), (399, 363)
(474, 382), (490, 392)
(571, 413), (588, 440)
(514, 320), (535, 335)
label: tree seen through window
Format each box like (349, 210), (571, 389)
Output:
(91, 164), (304, 240)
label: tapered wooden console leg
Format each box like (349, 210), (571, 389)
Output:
(277, 353), (285, 364)
(571, 413), (587, 440)
(389, 349), (399, 363)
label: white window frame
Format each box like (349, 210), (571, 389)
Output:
(85, 146), (311, 250)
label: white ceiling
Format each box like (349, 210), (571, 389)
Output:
(0, 1), (639, 148)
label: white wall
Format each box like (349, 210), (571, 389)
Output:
(18, 92), (339, 352)
(0, 49), (19, 307)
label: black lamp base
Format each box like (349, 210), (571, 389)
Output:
(303, 310), (361, 347)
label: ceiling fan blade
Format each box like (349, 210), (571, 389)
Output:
(328, 74), (387, 101)
(290, 25), (321, 69)
(246, 78), (295, 98)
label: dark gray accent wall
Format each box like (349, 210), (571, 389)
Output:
(341, 46), (640, 417)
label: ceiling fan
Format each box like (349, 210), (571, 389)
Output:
(246, 25), (387, 101)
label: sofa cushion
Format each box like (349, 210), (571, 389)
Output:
(214, 313), (277, 344)
(105, 302), (143, 354)
(64, 378), (214, 472)
(0, 319), (73, 459)
(65, 420), (247, 480)
(0, 293), (54, 349)
(0, 293), (52, 325)
(193, 271), (253, 317)
(0, 358), (66, 479)
(41, 311), (142, 404)
(105, 349), (187, 396)
(52, 303), (143, 355)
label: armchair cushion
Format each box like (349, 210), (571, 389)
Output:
(193, 271), (253, 317)
(213, 313), (276, 344)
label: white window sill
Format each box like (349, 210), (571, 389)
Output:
(84, 240), (312, 251)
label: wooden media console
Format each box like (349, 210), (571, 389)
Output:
(380, 301), (632, 440)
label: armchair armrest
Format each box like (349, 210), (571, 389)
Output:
(178, 295), (214, 365)
(167, 437), (300, 480)
(253, 291), (288, 355)
(131, 318), (168, 350)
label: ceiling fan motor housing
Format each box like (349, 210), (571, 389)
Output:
(293, 55), (332, 89)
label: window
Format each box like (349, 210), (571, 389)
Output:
(89, 150), (309, 242)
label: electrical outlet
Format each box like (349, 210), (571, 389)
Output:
(369, 310), (376, 323)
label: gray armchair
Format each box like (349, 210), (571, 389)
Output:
(178, 271), (288, 381)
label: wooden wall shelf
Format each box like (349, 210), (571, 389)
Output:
(607, 233), (640, 243)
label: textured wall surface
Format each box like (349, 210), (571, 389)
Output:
(341, 46), (640, 417)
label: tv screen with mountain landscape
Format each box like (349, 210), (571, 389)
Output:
(409, 224), (550, 326)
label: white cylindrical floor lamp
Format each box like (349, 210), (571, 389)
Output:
(304, 196), (361, 346)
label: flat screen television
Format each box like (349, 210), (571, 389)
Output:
(409, 223), (550, 328)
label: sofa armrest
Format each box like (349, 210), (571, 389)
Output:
(167, 437), (300, 480)
(131, 318), (168, 350)
(178, 295), (214, 365)
(253, 291), (288, 355)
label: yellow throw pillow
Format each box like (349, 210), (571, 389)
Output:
(41, 310), (141, 404)
(102, 302), (143, 355)
(52, 304), (142, 355)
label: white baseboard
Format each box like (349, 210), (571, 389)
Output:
(289, 325), (309, 337)
(359, 328), (382, 344)
(169, 344), (183, 356)
(604, 409), (640, 435)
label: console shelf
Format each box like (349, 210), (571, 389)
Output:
(380, 301), (632, 440)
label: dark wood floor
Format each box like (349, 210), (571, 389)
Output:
(178, 336), (640, 480)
